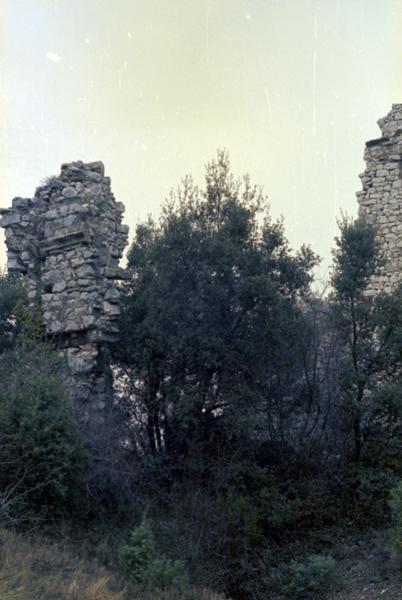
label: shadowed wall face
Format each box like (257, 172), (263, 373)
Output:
(0, 161), (129, 425)
(358, 105), (402, 294)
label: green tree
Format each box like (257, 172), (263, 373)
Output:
(330, 216), (402, 461)
(116, 151), (318, 460)
(119, 519), (188, 589)
(0, 344), (85, 517)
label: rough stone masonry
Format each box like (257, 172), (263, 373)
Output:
(358, 104), (402, 294)
(0, 161), (129, 426)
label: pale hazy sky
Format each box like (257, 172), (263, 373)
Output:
(1, 0), (401, 276)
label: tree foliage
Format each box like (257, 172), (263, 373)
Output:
(116, 151), (318, 459)
(0, 344), (85, 517)
(119, 519), (188, 589)
(330, 216), (402, 461)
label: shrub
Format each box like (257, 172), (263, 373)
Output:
(144, 558), (189, 590)
(285, 554), (336, 599)
(119, 519), (188, 590)
(225, 462), (301, 542)
(389, 480), (402, 553)
(345, 464), (398, 525)
(226, 494), (263, 550)
(0, 344), (86, 519)
(119, 519), (155, 583)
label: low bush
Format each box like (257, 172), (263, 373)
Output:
(284, 554), (336, 599)
(119, 519), (189, 590)
(0, 344), (86, 519)
(389, 480), (402, 554)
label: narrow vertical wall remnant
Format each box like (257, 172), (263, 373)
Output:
(0, 161), (129, 426)
(357, 104), (402, 294)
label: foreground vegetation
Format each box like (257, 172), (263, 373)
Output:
(0, 529), (225, 600)
(2, 152), (402, 598)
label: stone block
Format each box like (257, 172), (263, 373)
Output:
(0, 212), (21, 226)
(53, 280), (67, 293)
(62, 186), (78, 198)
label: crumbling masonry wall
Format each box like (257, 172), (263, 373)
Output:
(0, 161), (129, 426)
(358, 104), (402, 294)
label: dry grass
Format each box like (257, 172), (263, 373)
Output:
(0, 528), (124, 600)
(0, 529), (226, 600)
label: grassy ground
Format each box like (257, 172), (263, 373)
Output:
(0, 529), (226, 600)
(2, 526), (402, 600)
(329, 530), (402, 600)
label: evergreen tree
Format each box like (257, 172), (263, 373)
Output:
(330, 216), (402, 461)
(116, 152), (318, 460)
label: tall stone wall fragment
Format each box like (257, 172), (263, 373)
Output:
(0, 161), (129, 426)
(357, 104), (402, 294)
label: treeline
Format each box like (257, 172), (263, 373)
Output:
(2, 152), (402, 599)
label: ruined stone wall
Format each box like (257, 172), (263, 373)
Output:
(357, 104), (402, 294)
(0, 161), (129, 426)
